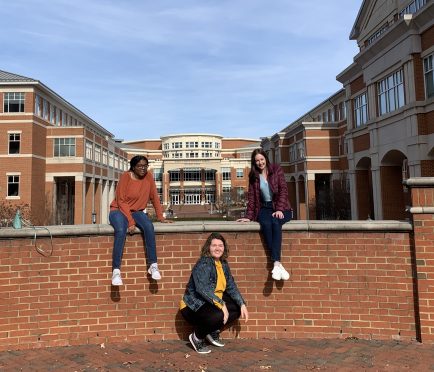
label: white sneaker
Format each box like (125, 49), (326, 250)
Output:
(271, 265), (282, 280)
(148, 263), (161, 280)
(112, 269), (123, 286)
(279, 264), (290, 280)
(271, 263), (290, 281)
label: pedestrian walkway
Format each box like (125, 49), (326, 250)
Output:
(0, 338), (432, 371)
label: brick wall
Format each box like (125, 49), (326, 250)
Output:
(0, 220), (418, 351)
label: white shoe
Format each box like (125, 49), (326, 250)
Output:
(148, 263), (161, 280)
(112, 268), (123, 286)
(272, 263), (290, 281)
(279, 264), (290, 280)
(271, 265), (282, 280)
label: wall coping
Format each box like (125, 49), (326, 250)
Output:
(0, 220), (412, 239)
(404, 177), (434, 186)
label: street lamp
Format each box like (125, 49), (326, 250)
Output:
(92, 212), (97, 224)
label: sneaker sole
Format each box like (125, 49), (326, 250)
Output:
(205, 335), (225, 347)
(189, 334), (211, 354)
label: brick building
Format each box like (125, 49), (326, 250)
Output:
(262, 90), (349, 220)
(0, 70), (128, 225)
(264, 0), (433, 221)
(120, 134), (259, 216)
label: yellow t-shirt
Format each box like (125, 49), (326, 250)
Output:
(180, 260), (227, 310)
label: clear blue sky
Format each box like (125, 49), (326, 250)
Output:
(1, 0), (361, 141)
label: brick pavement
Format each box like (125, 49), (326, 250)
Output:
(0, 338), (433, 371)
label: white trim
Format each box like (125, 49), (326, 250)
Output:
(46, 157), (84, 164)
(46, 135), (83, 139)
(6, 172), (21, 175)
(46, 173), (83, 182)
(0, 154), (45, 160)
(7, 130), (22, 134)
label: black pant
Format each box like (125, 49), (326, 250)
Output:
(181, 292), (241, 339)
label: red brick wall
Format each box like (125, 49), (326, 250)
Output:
(0, 227), (415, 351)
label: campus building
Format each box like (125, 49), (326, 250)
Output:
(263, 0), (433, 221)
(120, 134), (260, 217)
(0, 70), (128, 225)
(261, 90), (349, 220)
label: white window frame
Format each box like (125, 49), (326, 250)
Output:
(354, 92), (368, 127)
(424, 54), (434, 99)
(8, 132), (21, 154)
(378, 69), (405, 115)
(4, 92), (25, 113)
(7, 174), (20, 198)
(54, 138), (76, 157)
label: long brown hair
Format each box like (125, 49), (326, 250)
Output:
(200, 232), (229, 260)
(248, 148), (270, 184)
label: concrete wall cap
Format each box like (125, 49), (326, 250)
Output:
(404, 177), (434, 186)
(0, 220), (412, 239)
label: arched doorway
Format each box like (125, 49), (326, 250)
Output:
(380, 150), (408, 220)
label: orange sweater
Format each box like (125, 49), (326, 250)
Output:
(110, 171), (164, 227)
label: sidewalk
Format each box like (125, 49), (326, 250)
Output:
(0, 338), (433, 371)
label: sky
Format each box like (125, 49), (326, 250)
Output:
(1, 0), (361, 141)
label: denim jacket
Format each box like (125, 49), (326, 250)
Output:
(182, 257), (245, 312)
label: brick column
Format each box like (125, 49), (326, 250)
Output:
(405, 177), (434, 342)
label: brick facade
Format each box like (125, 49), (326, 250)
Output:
(0, 222), (416, 351)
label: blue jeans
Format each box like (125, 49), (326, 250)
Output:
(258, 204), (291, 262)
(109, 210), (157, 270)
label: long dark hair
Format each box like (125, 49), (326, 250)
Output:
(200, 232), (229, 260)
(248, 148), (270, 183)
(129, 155), (148, 171)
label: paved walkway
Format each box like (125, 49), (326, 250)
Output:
(0, 338), (433, 371)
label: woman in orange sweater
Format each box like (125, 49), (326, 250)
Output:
(109, 155), (170, 285)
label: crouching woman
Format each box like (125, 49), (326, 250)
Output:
(180, 232), (249, 354)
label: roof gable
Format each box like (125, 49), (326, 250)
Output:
(350, 0), (396, 43)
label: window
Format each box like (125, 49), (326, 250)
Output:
(236, 169), (244, 178)
(186, 141), (198, 148)
(222, 167), (231, 181)
(170, 171), (180, 182)
(164, 143), (169, 150)
(214, 142), (220, 149)
(43, 99), (49, 120)
(205, 170), (215, 181)
(4, 92), (24, 113)
(172, 142), (182, 149)
(153, 168), (162, 181)
(184, 170), (201, 181)
(103, 149), (108, 164)
(296, 142), (305, 159)
(289, 145), (296, 162)
(399, 0), (427, 18)
(54, 138), (76, 157)
(424, 54), (434, 99)
(9, 133), (20, 154)
(354, 92), (368, 127)
(366, 23), (389, 46)
(35, 95), (41, 116)
(7, 175), (19, 197)
(85, 141), (93, 159)
(95, 145), (101, 163)
(172, 152), (182, 158)
(338, 101), (347, 120)
(201, 141), (212, 148)
(378, 69), (404, 115)
(202, 152), (212, 158)
(186, 152), (198, 158)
